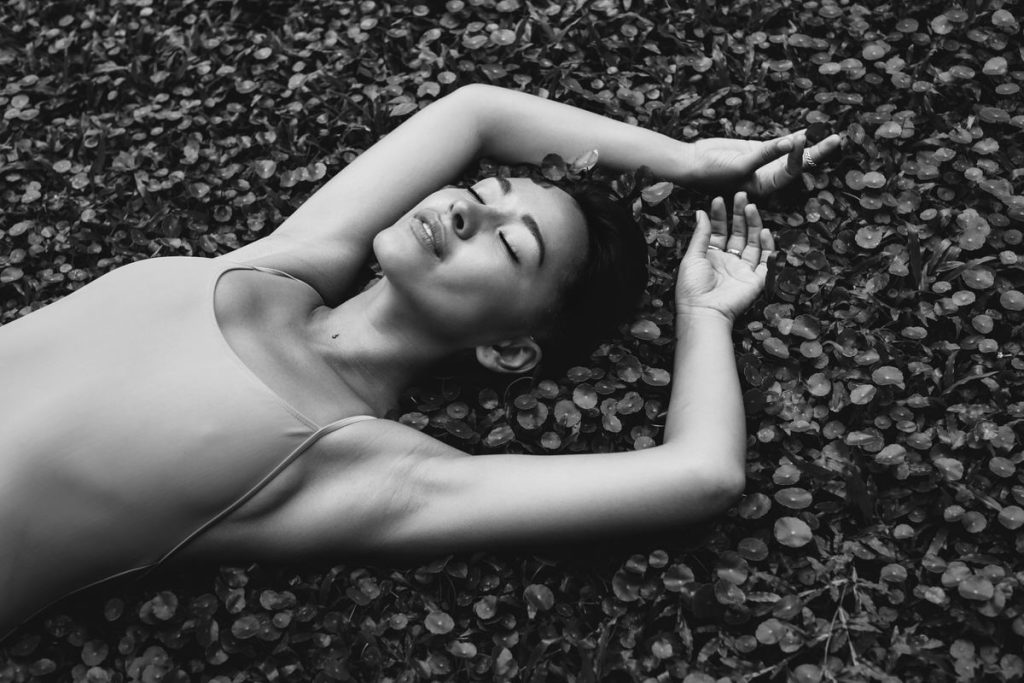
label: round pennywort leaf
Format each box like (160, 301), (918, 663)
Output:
(425, 611), (455, 635)
(774, 517), (813, 547)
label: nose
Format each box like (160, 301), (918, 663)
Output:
(450, 199), (497, 239)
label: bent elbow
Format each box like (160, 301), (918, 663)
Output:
(694, 465), (745, 520)
(717, 469), (746, 510)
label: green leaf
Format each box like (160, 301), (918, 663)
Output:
(231, 614), (261, 639)
(957, 576), (994, 601)
(774, 517), (812, 547)
(737, 492), (772, 519)
(540, 153), (567, 181)
(999, 290), (1024, 310)
(523, 584), (554, 614)
(640, 181), (674, 205)
(569, 149), (599, 173)
(998, 506), (1024, 530)
(774, 487), (812, 510)
(629, 319), (660, 340)
(424, 611), (455, 635)
(871, 366), (905, 386)
(572, 384), (598, 410)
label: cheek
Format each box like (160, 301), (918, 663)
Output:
(374, 234), (554, 339)
(441, 266), (519, 319)
(458, 271), (556, 333)
(435, 267), (538, 338)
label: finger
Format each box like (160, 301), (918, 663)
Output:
(749, 132), (809, 196)
(729, 192), (749, 252)
(742, 203), (763, 267)
(709, 196), (728, 249)
(684, 209), (713, 261)
(748, 134), (795, 171)
(785, 133), (806, 176)
(755, 257), (770, 282)
(759, 229), (778, 291)
(744, 203), (764, 246)
(754, 231), (773, 281)
(805, 133), (842, 167)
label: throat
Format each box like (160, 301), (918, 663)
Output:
(310, 303), (453, 415)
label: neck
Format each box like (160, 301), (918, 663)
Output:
(306, 280), (459, 415)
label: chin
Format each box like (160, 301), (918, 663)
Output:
(373, 228), (418, 273)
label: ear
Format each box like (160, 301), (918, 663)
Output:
(475, 337), (542, 374)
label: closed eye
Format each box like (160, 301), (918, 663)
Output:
(467, 186), (485, 204)
(499, 232), (520, 264)
(468, 184), (517, 264)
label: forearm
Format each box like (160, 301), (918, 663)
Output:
(276, 88), (485, 239)
(663, 309), (747, 485)
(466, 84), (696, 181)
(275, 84), (703, 249)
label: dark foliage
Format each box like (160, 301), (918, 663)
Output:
(2, 0), (1023, 681)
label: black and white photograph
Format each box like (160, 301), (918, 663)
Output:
(1, 0), (1021, 680)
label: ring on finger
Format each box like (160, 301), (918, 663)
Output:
(802, 149), (817, 169)
(727, 247), (743, 256)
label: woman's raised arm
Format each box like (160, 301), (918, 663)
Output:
(225, 84), (698, 302)
(275, 84), (697, 248)
(224, 84), (835, 303)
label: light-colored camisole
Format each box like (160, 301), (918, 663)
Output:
(0, 256), (373, 631)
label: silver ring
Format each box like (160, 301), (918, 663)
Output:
(707, 244), (722, 251)
(802, 149), (817, 169)
(727, 248), (743, 256)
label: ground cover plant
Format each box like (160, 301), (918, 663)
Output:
(2, 0), (1023, 680)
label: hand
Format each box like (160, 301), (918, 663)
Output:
(675, 193), (774, 322)
(688, 132), (842, 198)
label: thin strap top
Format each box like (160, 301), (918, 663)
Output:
(0, 256), (376, 632)
(155, 413), (376, 567)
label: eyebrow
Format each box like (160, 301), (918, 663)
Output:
(496, 177), (546, 266)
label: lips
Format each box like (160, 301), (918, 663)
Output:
(410, 211), (445, 258)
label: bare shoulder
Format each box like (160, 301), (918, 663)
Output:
(216, 233), (365, 305)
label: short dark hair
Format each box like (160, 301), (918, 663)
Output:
(534, 184), (648, 373)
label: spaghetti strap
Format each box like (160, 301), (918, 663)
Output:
(1, 417), (377, 641)
(153, 414), (377, 567)
(246, 264), (307, 283)
(219, 259), (322, 297)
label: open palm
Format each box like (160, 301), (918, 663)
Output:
(676, 194), (774, 322)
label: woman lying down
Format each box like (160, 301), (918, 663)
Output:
(0, 84), (839, 634)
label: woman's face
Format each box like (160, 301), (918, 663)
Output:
(374, 176), (588, 346)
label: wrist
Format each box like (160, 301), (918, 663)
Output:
(675, 305), (736, 326)
(673, 140), (700, 186)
